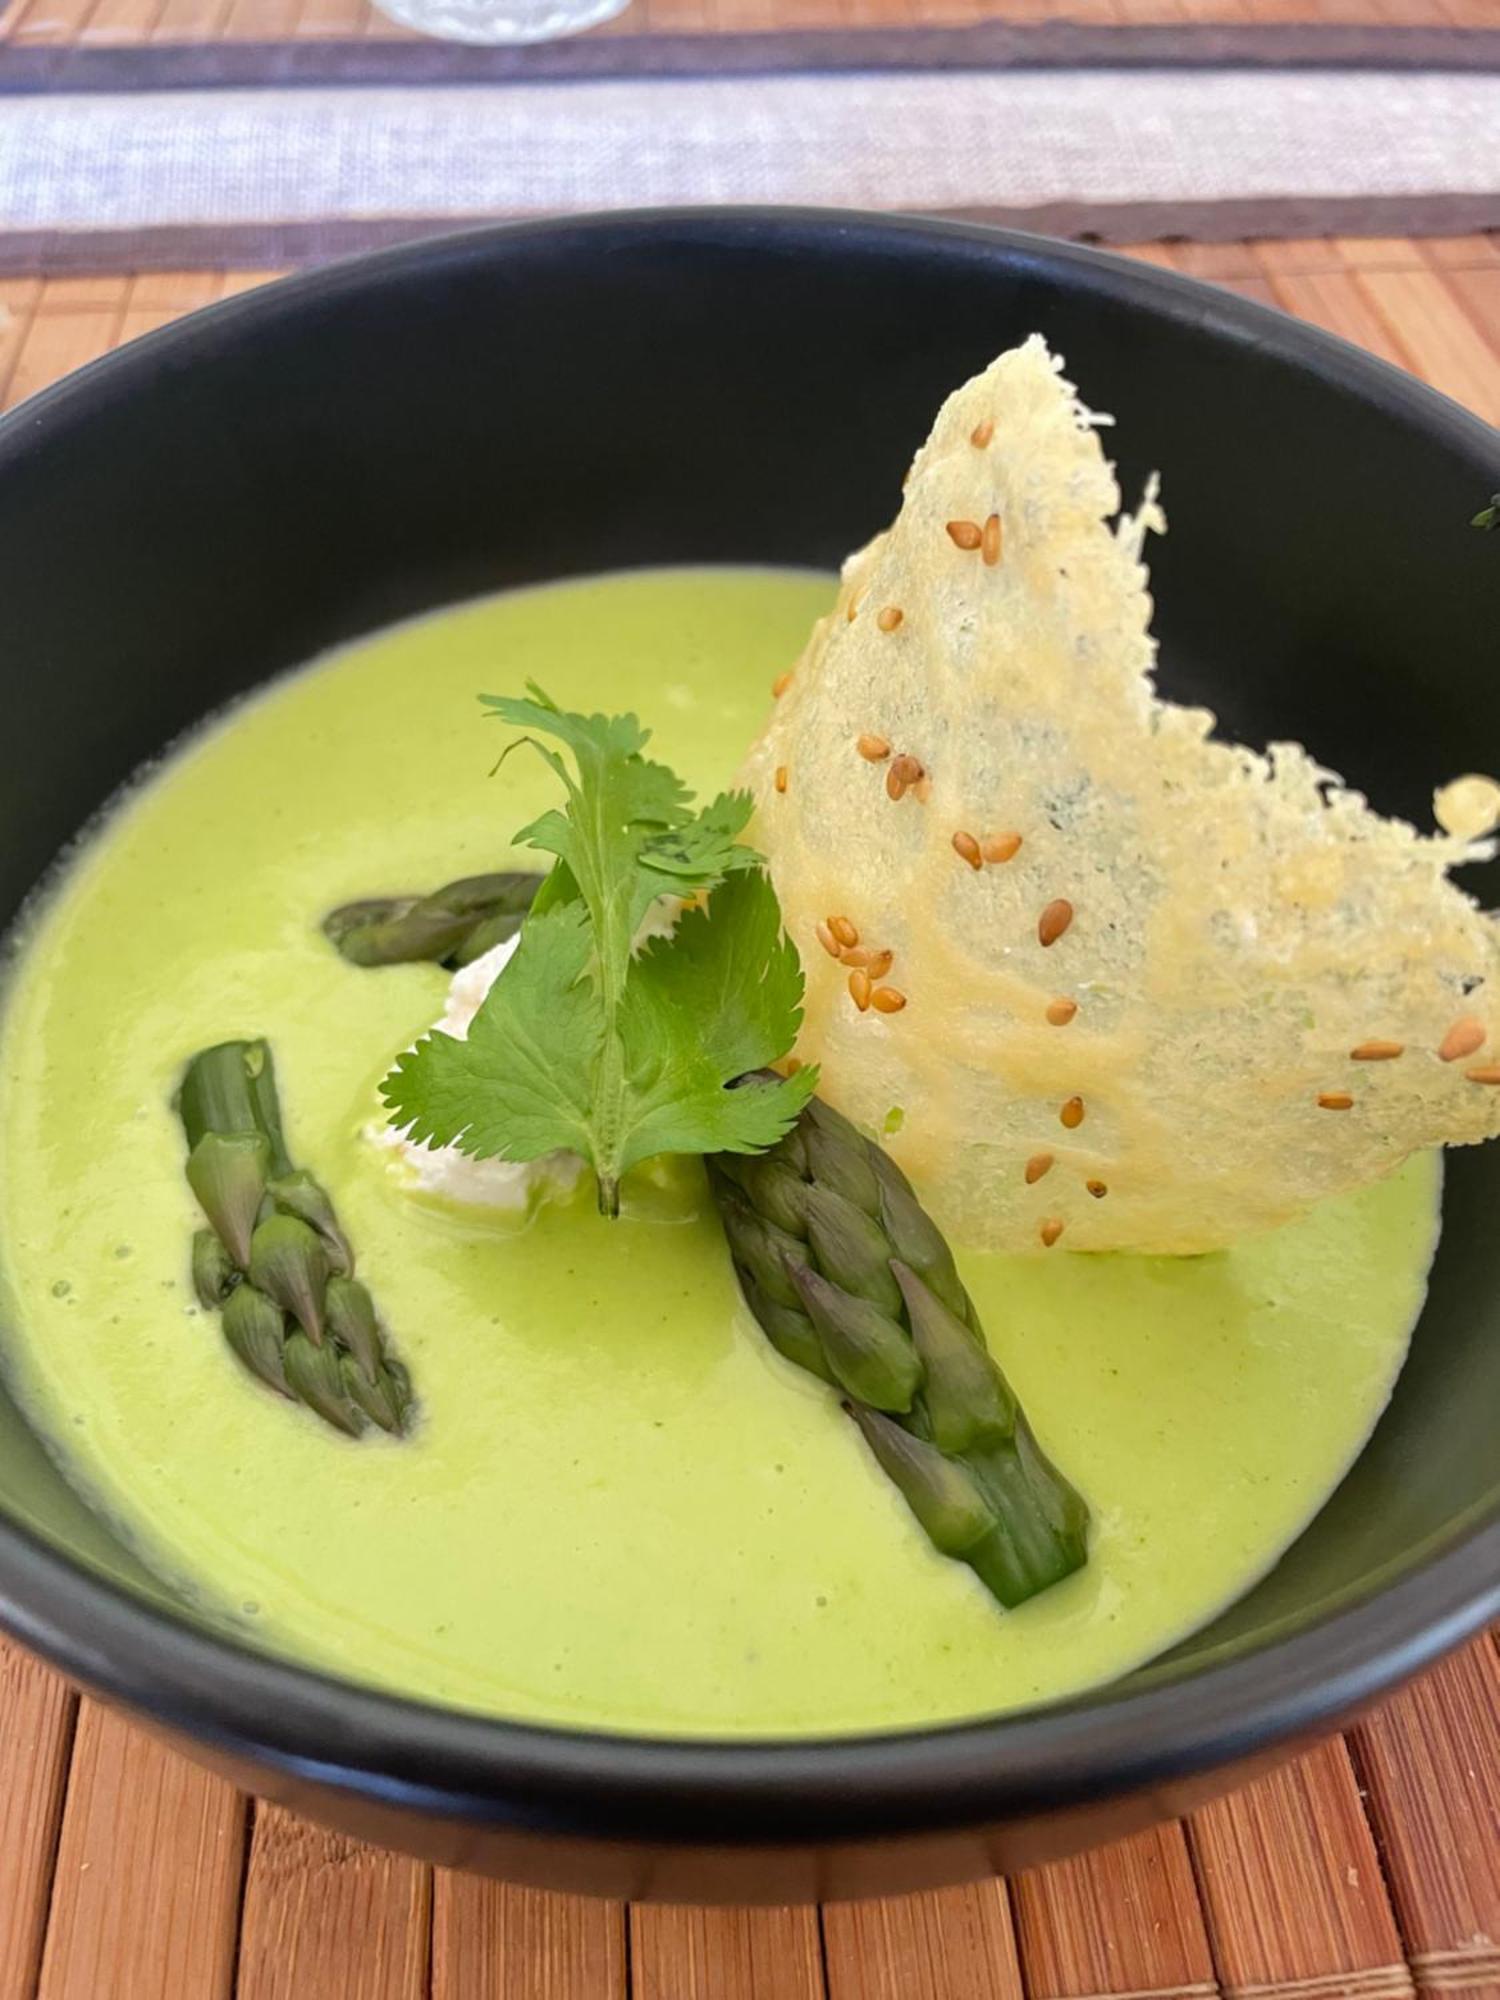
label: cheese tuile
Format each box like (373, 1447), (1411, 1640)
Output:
(743, 335), (1500, 1253)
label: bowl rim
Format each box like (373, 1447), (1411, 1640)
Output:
(0, 206), (1497, 1848)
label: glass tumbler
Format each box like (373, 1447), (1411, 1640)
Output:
(373, 0), (628, 43)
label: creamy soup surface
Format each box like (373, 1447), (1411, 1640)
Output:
(0, 569), (1439, 1735)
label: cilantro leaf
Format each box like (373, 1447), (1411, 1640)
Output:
(382, 902), (603, 1164)
(383, 688), (814, 1213)
(616, 871), (818, 1171)
(482, 685), (753, 949)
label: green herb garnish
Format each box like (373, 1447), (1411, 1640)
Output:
(1474, 494), (1500, 533)
(381, 687), (817, 1214)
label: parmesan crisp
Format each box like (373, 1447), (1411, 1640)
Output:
(743, 336), (1500, 1254)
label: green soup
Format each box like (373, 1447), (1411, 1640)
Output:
(0, 568), (1439, 1737)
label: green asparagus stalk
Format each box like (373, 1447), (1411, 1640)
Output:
(177, 1040), (412, 1438)
(323, 872), (542, 969)
(709, 1091), (1089, 1609)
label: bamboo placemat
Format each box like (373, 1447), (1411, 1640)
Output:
(0, 239), (1495, 1998)
(0, 0), (1497, 94)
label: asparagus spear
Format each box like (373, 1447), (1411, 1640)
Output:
(177, 1040), (412, 1438)
(323, 872), (542, 969)
(709, 1091), (1089, 1608)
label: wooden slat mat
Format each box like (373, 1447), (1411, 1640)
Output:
(0, 0), (1498, 94)
(0, 239), (1495, 2000)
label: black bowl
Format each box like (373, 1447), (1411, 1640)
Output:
(1, 211), (1497, 1905)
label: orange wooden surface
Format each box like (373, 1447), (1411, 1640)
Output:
(632, 1906), (826, 1999)
(1, 0), (1498, 46)
(432, 1880), (626, 1999)
(821, 1885), (1024, 1999)
(36, 1704), (247, 2000)
(0, 239), (1494, 1998)
(1012, 1826), (1219, 1998)
(236, 1808), (431, 2000)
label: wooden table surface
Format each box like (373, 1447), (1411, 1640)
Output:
(0, 236), (1496, 1999)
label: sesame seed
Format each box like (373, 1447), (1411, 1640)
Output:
(857, 734), (891, 762)
(774, 766), (788, 794)
(1038, 898), (1074, 947)
(983, 832), (1023, 864)
(1464, 1065), (1500, 1084)
(1317, 1092), (1354, 1110)
(1086, 1180), (1108, 1199)
(867, 949), (894, 981)
(946, 520), (983, 551)
(815, 922), (842, 959)
(877, 606), (904, 634)
(1024, 1153), (1054, 1184)
(846, 600), (859, 623)
(871, 986), (907, 1014)
(887, 753), (923, 802)
(1350, 1039), (1403, 1060)
(970, 418), (995, 448)
(771, 672), (792, 698)
(952, 830), (983, 871)
(848, 969), (872, 1012)
(830, 915), (859, 949)
(1045, 997), (1078, 1027)
(1439, 1016), (1486, 1063)
(1040, 1218), (1064, 1248)
(1060, 1096), (1085, 1130)
(913, 776), (933, 805)
(842, 946), (873, 967)
(982, 513), (1003, 567)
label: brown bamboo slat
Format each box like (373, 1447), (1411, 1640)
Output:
(1190, 1737), (1414, 2000)
(217, 268), (289, 297)
(1442, 267), (1500, 353)
(822, 1884), (1024, 1999)
(123, 271), (224, 310)
(235, 1805), (430, 2000)
(1160, 244), (1277, 307)
(1352, 1642), (1500, 2000)
(33, 275), (132, 311)
(147, 0), (231, 38)
(294, 0), (370, 36)
(76, 0), (166, 39)
(1253, 238), (1344, 277)
(0, 0), (99, 45)
(1263, 267), (1415, 369)
(0, 299), (31, 408)
(36, 1702), (248, 2000)
(631, 1904), (826, 2000)
(220, 0), (301, 35)
(431, 1880), (627, 2000)
(2, 283), (128, 412)
(1012, 1826), (1219, 2000)
(1351, 268), (1500, 423)
(0, 1644), (75, 2000)
(1422, 238), (1500, 271)
(1167, 241), (1267, 281)
(1335, 237), (1427, 270)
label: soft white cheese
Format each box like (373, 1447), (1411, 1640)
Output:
(372, 936), (585, 1211)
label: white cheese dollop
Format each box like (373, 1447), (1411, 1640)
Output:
(372, 935), (585, 1211)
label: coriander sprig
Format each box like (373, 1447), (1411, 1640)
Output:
(381, 686), (817, 1213)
